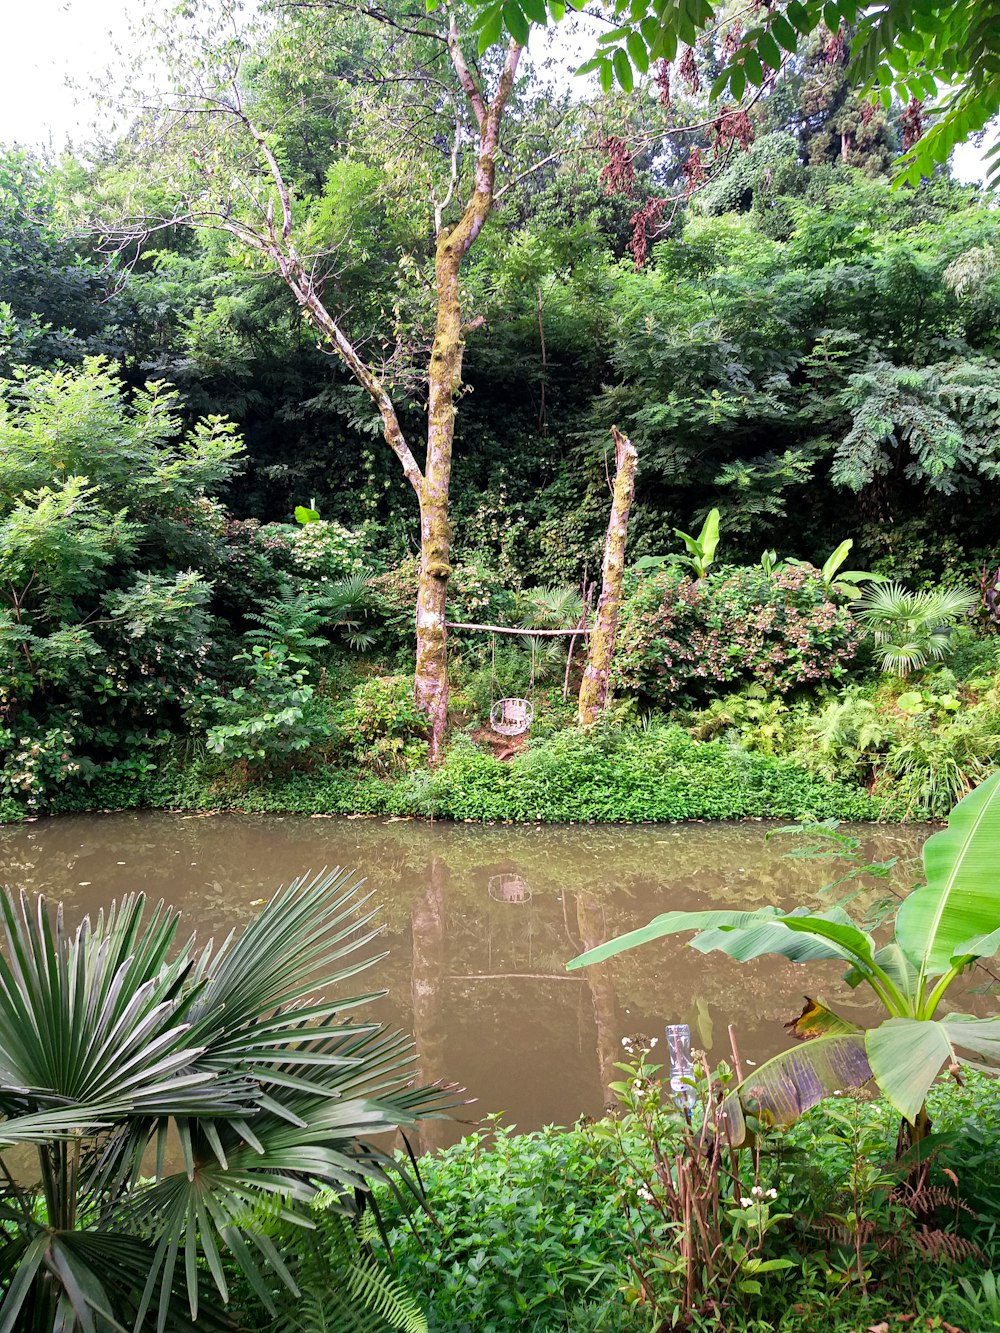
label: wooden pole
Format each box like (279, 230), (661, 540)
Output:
(445, 622), (590, 637)
(578, 426), (638, 727)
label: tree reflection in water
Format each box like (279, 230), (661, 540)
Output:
(0, 812), (946, 1148)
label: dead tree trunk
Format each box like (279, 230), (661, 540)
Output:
(577, 426), (638, 727)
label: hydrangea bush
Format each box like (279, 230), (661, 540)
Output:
(613, 565), (860, 705)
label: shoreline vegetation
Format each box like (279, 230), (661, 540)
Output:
(7, 723), (892, 827)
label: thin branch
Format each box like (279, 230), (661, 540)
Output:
(446, 11), (487, 128)
(446, 622), (591, 636)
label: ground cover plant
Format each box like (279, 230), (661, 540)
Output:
(372, 1069), (1000, 1331)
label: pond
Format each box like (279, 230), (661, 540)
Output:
(0, 812), (937, 1149)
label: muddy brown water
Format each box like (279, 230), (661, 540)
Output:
(0, 813), (944, 1149)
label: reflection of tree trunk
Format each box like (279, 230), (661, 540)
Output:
(410, 856), (450, 1153)
(576, 893), (620, 1112)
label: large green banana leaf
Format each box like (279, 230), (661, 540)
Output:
(866, 1014), (1000, 1124)
(894, 771), (1000, 977)
(566, 907), (874, 970)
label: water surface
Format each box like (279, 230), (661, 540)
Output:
(0, 813), (934, 1148)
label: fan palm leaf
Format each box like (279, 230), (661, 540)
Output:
(854, 582), (977, 675)
(0, 869), (453, 1332)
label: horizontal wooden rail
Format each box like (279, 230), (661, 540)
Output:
(446, 621), (590, 637)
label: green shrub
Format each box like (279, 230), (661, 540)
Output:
(205, 644), (335, 768)
(376, 1118), (638, 1333)
(42, 722), (879, 824)
(399, 724), (879, 822)
(613, 564), (860, 706)
(336, 673), (429, 773)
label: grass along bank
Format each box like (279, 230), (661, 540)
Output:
(22, 722), (886, 825)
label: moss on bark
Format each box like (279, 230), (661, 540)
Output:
(578, 427), (639, 727)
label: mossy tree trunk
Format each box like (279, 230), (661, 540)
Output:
(578, 427), (639, 727)
(202, 30), (522, 763)
(415, 31), (522, 754)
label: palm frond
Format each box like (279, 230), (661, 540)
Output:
(0, 870), (452, 1333)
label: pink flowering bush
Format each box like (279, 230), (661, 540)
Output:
(613, 564), (860, 705)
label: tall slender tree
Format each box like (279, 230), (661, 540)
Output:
(100, 0), (522, 760)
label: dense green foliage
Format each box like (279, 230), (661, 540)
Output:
(546, 0), (1000, 190)
(36, 720), (881, 823)
(0, 0), (998, 824)
(374, 1075), (1000, 1331)
(613, 564), (859, 704)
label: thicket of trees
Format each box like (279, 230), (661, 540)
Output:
(1, 0), (998, 803)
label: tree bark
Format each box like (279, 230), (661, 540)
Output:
(210, 34), (522, 764)
(412, 36), (522, 760)
(578, 426), (638, 727)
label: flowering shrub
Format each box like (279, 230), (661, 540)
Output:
(613, 565), (860, 705)
(287, 520), (368, 580)
(0, 721), (87, 808)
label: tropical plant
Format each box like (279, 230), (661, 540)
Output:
(634, 510), (722, 581)
(568, 773), (1000, 1144)
(0, 870), (450, 1332)
(853, 582), (978, 676)
(244, 577), (375, 663)
(794, 692), (895, 786)
(494, 0), (1000, 189)
(517, 583), (585, 683)
(674, 508), (721, 580)
(815, 540), (879, 599)
(759, 549), (781, 578)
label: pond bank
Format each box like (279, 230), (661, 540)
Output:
(15, 724), (902, 827)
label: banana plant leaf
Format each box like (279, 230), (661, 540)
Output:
(720, 1033), (873, 1146)
(865, 1014), (1000, 1124)
(566, 907), (873, 970)
(894, 771), (1000, 976)
(784, 997), (862, 1040)
(865, 1018), (957, 1124)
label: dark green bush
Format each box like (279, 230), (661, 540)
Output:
(376, 1119), (637, 1333)
(335, 673), (429, 773)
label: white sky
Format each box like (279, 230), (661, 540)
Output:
(0, 0), (142, 152)
(0, 0), (993, 184)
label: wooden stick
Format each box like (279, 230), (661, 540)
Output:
(728, 1024), (745, 1085)
(446, 621), (591, 637)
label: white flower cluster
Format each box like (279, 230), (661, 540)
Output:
(739, 1186), (779, 1207)
(620, 1035), (658, 1053)
(290, 521), (367, 578)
